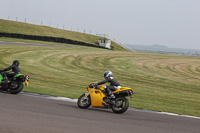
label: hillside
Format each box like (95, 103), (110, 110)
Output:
(0, 19), (125, 51)
(127, 44), (200, 57)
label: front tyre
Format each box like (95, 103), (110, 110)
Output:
(77, 94), (91, 109)
(111, 97), (129, 114)
(9, 82), (23, 94)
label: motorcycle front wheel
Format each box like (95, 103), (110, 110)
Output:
(111, 97), (129, 114)
(77, 94), (91, 109)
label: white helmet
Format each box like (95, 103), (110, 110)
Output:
(104, 71), (113, 78)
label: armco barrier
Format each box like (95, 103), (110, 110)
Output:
(0, 32), (108, 49)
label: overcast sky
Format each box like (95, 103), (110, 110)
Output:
(0, 0), (200, 50)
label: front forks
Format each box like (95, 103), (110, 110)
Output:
(83, 92), (90, 100)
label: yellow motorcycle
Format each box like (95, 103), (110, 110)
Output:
(77, 83), (134, 114)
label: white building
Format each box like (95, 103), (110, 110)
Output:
(98, 39), (111, 49)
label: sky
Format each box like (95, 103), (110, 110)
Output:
(0, 0), (200, 50)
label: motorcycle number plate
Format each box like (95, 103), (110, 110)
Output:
(25, 80), (29, 86)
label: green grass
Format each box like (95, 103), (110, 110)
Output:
(0, 44), (200, 117)
(0, 19), (125, 51)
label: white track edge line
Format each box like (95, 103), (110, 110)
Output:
(20, 92), (200, 120)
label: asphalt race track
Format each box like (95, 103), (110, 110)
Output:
(0, 92), (199, 133)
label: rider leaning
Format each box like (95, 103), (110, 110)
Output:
(0, 60), (21, 83)
(96, 71), (121, 98)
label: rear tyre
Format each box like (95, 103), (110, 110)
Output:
(9, 82), (23, 94)
(77, 94), (91, 109)
(111, 97), (129, 114)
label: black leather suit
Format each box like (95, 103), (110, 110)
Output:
(97, 76), (121, 94)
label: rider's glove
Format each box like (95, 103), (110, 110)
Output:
(93, 83), (97, 86)
(92, 83), (98, 87)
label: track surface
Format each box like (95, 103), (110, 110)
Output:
(0, 93), (199, 133)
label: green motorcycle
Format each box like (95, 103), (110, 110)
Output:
(0, 73), (29, 94)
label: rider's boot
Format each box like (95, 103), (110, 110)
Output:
(108, 91), (115, 99)
(1, 77), (9, 83)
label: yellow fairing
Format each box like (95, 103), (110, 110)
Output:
(98, 85), (105, 91)
(113, 87), (134, 94)
(87, 85), (133, 107)
(88, 88), (106, 107)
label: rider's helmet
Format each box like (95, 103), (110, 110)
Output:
(13, 60), (20, 66)
(104, 71), (113, 78)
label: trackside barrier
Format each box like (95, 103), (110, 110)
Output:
(0, 32), (109, 49)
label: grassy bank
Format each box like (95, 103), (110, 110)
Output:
(0, 19), (125, 51)
(0, 44), (200, 117)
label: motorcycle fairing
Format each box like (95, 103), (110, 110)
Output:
(88, 88), (107, 107)
(0, 74), (3, 83)
(113, 87), (133, 94)
(14, 74), (25, 78)
(98, 85), (134, 94)
(87, 85), (133, 107)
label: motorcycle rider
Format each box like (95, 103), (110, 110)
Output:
(95, 71), (121, 98)
(0, 60), (21, 84)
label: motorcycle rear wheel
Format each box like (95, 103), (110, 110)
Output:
(9, 82), (23, 94)
(77, 94), (91, 109)
(111, 97), (129, 114)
